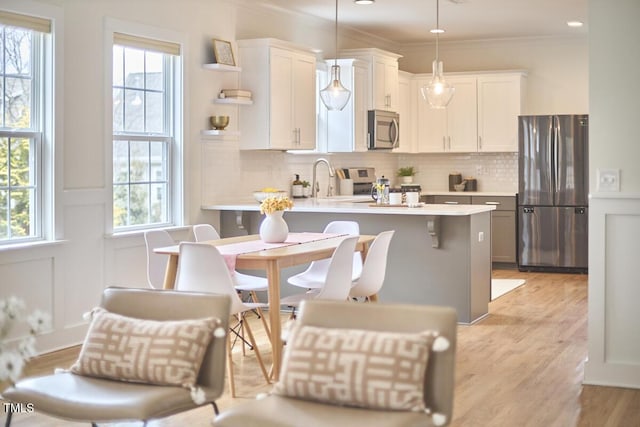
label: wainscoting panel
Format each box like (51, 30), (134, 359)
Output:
(585, 194), (640, 388)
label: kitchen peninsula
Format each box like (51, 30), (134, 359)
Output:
(203, 198), (495, 323)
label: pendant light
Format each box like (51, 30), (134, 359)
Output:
(320, 0), (351, 111)
(420, 0), (455, 109)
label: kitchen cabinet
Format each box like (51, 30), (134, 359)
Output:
(477, 72), (526, 152)
(413, 71), (525, 153)
(339, 48), (402, 112)
(472, 196), (516, 263)
(393, 71), (416, 153)
(431, 195), (472, 204)
(237, 38), (317, 150)
(416, 76), (478, 153)
(427, 194), (517, 263)
(326, 59), (369, 152)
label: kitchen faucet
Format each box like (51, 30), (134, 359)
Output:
(312, 158), (335, 198)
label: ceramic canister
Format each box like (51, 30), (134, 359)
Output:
(449, 173), (462, 191)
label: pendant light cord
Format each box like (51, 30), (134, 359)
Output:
(435, 0), (440, 62)
(334, 0), (339, 67)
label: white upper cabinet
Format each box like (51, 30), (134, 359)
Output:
(393, 71), (416, 153)
(339, 48), (402, 112)
(373, 56), (400, 111)
(237, 39), (317, 150)
(326, 59), (369, 152)
(477, 72), (526, 152)
(415, 71), (526, 153)
(417, 76), (478, 153)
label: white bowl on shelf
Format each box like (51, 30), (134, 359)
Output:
(454, 183), (466, 192)
(253, 191), (288, 202)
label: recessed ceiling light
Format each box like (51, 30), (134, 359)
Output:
(567, 21), (584, 28)
(354, 0), (374, 4)
(430, 28), (445, 34)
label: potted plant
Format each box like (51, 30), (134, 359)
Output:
(397, 166), (417, 184)
(301, 180), (311, 198)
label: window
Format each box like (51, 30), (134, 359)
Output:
(0, 11), (50, 244)
(112, 33), (181, 231)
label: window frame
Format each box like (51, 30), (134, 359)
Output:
(0, 17), (46, 245)
(105, 18), (185, 235)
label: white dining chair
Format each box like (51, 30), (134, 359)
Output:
(174, 242), (270, 398)
(192, 223), (271, 341)
(287, 221), (363, 291)
(349, 230), (395, 301)
(280, 236), (359, 315)
(143, 229), (175, 289)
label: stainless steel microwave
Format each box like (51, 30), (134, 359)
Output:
(368, 110), (399, 149)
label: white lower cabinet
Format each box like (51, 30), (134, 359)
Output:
(238, 39), (316, 150)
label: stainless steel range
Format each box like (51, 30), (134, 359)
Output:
(339, 168), (376, 195)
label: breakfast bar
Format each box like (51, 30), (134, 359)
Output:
(202, 197), (495, 324)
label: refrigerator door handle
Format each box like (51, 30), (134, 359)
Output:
(552, 118), (559, 198)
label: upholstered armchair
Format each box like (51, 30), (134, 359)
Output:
(213, 299), (458, 427)
(2, 287), (231, 426)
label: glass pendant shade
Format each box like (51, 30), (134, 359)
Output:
(421, 59), (455, 109)
(320, 64), (351, 111)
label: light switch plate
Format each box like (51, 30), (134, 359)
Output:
(597, 168), (620, 192)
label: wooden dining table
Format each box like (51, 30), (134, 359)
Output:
(154, 233), (375, 379)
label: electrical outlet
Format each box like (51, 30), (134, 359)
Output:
(478, 231), (484, 242)
(597, 168), (620, 192)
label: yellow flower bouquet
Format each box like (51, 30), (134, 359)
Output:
(259, 195), (294, 215)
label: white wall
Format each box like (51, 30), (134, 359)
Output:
(0, 0), (592, 356)
(584, 0), (640, 388)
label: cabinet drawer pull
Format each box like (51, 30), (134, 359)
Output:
(485, 201), (500, 205)
(444, 201), (459, 205)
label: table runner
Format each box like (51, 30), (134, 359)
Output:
(218, 233), (347, 275)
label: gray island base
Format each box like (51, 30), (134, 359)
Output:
(208, 200), (494, 324)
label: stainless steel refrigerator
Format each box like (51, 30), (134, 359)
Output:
(518, 114), (589, 272)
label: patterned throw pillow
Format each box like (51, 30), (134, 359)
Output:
(272, 324), (435, 411)
(70, 308), (218, 388)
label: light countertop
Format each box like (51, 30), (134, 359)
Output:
(202, 196), (495, 216)
(423, 191), (517, 197)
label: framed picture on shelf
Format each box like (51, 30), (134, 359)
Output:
(211, 39), (235, 66)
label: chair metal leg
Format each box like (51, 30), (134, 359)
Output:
(228, 316), (253, 350)
(5, 411), (13, 427)
(211, 401), (220, 416)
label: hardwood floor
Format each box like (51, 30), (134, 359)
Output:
(4, 270), (640, 426)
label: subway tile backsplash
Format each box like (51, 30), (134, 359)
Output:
(398, 152), (519, 193)
(200, 147), (519, 204)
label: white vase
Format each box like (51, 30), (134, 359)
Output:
(259, 211), (289, 243)
(401, 176), (413, 184)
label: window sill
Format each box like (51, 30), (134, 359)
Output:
(106, 225), (191, 240)
(0, 239), (69, 253)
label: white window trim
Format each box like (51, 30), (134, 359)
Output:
(0, 0), (63, 247)
(104, 18), (186, 236)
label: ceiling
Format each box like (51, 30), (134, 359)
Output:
(254, 0), (588, 44)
